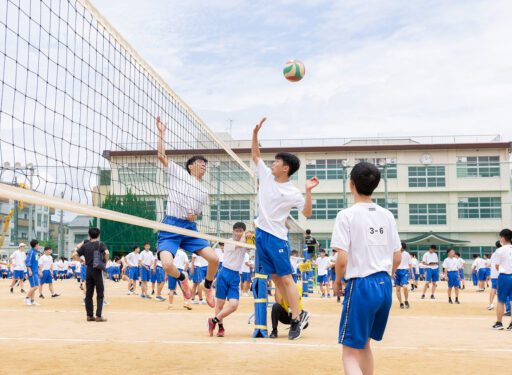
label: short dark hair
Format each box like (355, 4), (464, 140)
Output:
(446, 248), (455, 254)
(133, 245), (140, 251)
(496, 240), (502, 249)
(233, 222), (246, 231)
(144, 242), (150, 246)
(411, 252), (417, 258)
(350, 162), (380, 196)
(88, 227), (100, 239)
(455, 252), (461, 257)
(430, 245), (437, 250)
(320, 249), (326, 254)
(484, 253), (490, 259)
(499, 228), (512, 243)
(306, 229), (311, 235)
(291, 250), (298, 256)
(401, 242), (407, 250)
(275, 152), (300, 177)
(219, 242), (224, 246)
(473, 254), (479, 258)
(186, 155), (208, 174)
(44, 246), (51, 251)
(30, 239), (38, 248)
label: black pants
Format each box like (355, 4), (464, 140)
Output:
(85, 268), (104, 317)
(271, 303), (291, 330)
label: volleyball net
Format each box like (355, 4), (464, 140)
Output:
(0, 0), (265, 250)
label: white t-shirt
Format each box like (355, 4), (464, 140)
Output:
(174, 250), (189, 269)
(411, 258), (419, 272)
(315, 256), (330, 276)
(422, 252), (439, 270)
(472, 258), (484, 270)
(57, 260), (65, 271)
(11, 250), (27, 271)
(126, 252), (140, 267)
(457, 258), (465, 270)
(495, 245), (512, 274)
(330, 202), (401, 279)
(398, 251), (411, 270)
(215, 247), (224, 263)
(443, 257), (459, 272)
(39, 255), (53, 271)
(490, 252), (499, 279)
(240, 253), (251, 273)
(74, 260), (82, 269)
(166, 161), (208, 220)
(140, 250), (155, 266)
(223, 240), (248, 272)
(484, 259), (491, 268)
(192, 254), (208, 268)
(254, 160), (305, 241)
(290, 256), (301, 274)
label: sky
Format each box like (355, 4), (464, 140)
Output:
(89, 0), (512, 142)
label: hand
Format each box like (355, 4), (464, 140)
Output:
(28, 270), (32, 277)
(253, 117), (266, 134)
(186, 212), (197, 222)
(156, 116), (167, 133)
(305, 176), (320, 191)
(39, 273), (42, 278)
(333, 280), (343, 297)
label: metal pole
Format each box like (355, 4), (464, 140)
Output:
(13, 176), (18, 245)
(28, 168), (33, 239)
(384, 164), (389, 209)
(58, 192), (64, 257)
(216, 164), (221, 238)
(97, 168), (101, 231)
(342, 166), (347, 209)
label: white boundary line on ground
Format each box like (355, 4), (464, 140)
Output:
(1, 336), (512, 352)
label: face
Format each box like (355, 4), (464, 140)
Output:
(144, 244), (150, 251)
(45, 249), (52, 256)
(233, 228), (245, 241)
(448, 250), (454, 258)
(320, 252), (325, 257)
(429, 248), (435, 253)
(271, 158), (289, 177)
(135, 247), (140, 253)
(189, 159), (207, 178)
(19, 246), (25, 252)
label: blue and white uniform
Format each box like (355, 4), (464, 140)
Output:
(125, 251), (140, 280)
(291, 256), (301, 283)
(443, 257), (460, 288)
(495, 245), (512, 305)
(331, 202), (401, 349)
(139, 250), (155, 282)
(215, 239), (248, 301)
(25, 247), (40, 287)
(422, 252), (439, 282)
(10, 248), (26, 280)
(191, 254), (208, 283)
(39, 254), (53, 284)
(168, 250), (188, 290)
(241, 253), (252, 282)
(315, 256), (330, 284)
(395, 251), (411, 286)
(411, 257), (419, 280)
(457, 257), (465, 280)
(214, 246), (224, 279)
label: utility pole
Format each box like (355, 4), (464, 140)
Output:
(27, 165), (34, 239)
(216, 163), (221, 238)
(58, 192), (64, 257)
(12, 177), (18, 246)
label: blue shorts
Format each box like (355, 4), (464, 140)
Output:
(492, 278), (498, 290)
(394, 269), (409, 286)
(413, 271), (419, 281)
(150, 269), (157, 283)
(478, 269), (487, 281)
(27, 271), (40, 287)
(420, 268), (425, 275)
(317, 274), (328, 284)
(458, 269), (464, 279)
(426, 268), (439, 282)
(168, 268), (183, 290)
(339, 272), (392, 349)
(13, 270), (25, 279)
(215, 268), (241, 300)
(81, 265), (87, 280)
(242, 272), (251, 282)
(497, 274), (512, 304)
(154, 266), (165, 283)
(292, 273), (297, 283)
(41, 270), (53, 284)
(140, 266), (151, 282)
(129, 266), (139, 281)
(192, 266), (204, 283)
(447, 271), (459, 288)
(255, 228), (294, 277)
(157, 216), (210, 257)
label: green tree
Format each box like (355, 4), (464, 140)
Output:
(90, 190), (157, 254)
(39, 238), (58, 250)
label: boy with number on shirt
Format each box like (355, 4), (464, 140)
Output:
(443, 249), (460, 304)
(252, 117), (319, 340)
(332, 162), (401, 375)
(394, 242), (412, 309)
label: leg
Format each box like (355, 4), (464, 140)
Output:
(403, 286), (409, 302)
(342, 346), (364, 375)
(168, 287), (175, 305)
(215, 299), (225, 320)
(490, 289), (496, 304)
(49, 283), (55, 295)
(216, 299), (239, 322)
(195, 247), (219, 283)
(497, 302), (504, 323)
(422, 281), (430, 294)
(160, 252), (180, 278)
(447, 287), (452, 299)
(395, 285), (402, 304)
(454, 287), (459, 298)
(157, 282), (164, 297)
(95, 271), (105, 317)
(432, 282), (437, 295)
(85, 274), (94, 317)
(38, 283), (43, 296)
(273, 274), (300, 320)
(359, 339), (374, 375)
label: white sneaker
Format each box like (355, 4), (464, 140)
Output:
(31, 300), (40, 306)
(487, 303), (495, 310)
(24, 298), (32, 306)
(191, 299), (199, 304)
(127, 291), (132, 295)
(199, 300), (207, 305)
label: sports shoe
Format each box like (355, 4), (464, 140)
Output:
(421, 294), (425, 299)
(151, 290), (155, 295)
(405, 301), (410, 309)
(288, 319), (302, 340)
(24, 298), (32, 306)
(492, 322), (504, 330)
(168, 304), (174, 310)
(299, 310), (310, 330)
(145, 294), (152, 299)
(87, 316), (96, 322)
(51, 294), (60, 298)
(321, 294), (325, 298)
(20, 289), (26, 293)
(400, 303), (404, 309)
(10, 287), (13, 293)
(31, 300), (40, 306)
(140, 294), (146, 299)
(269, 329), (278, 338)
(200, 300), (207, 305)
(103, 300), (109, 305)
(183, 300), (192, 310)
(39, 294), (45, 299)
(327, 294), (331, 298)
(217, 325), (225, 337)
(191, 299), (199, 305)
(207, 318), (216, 336)
(449, 299), (453, 304)
(201, 282), (215, 308)
(455, 299), (460, 304)
(155, 296), (165, 302)
(507, 323), (512, 331)
(504, 311), (511, 317)
(430, 295), (435, 300)
(487, 303), (495, 310)
(180, 275), (192, 300)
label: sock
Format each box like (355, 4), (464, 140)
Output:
(218, 323), (224, 329)
(178, 272), (186, 282)
(204, 279), (213, 289)
(212, 317), (219, 324)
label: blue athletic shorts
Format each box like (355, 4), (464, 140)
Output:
(339, 272), (392, 349)
(150, 268), (157, 283)
(242, 272), (251, 282)
(458, 269), (464, 279)
(215, 268), (241, 300)
(155, 266), (165, 283)
(426, 268), (439, 282)
(41, 270), (53, 284)
(140, 266), (151, 282)
(255, 228), (294, 277)
(420, 268), (425, 275)
(478, 269), (487, 281)
(13, 270), (25, 279)
(81, 265), (87, 280)
(129, 266), (139, 281)
(192, 266), (204, 284)
(27, 271), (40, 287)
(292, 273), (297, 283)
(317, 274), (328, 284)
(492, 278), (498, 290)
(447, 271), (459, 288)
(413, 271), (419, 280)
(497, 274), (512, 304)
(167, 268), (183, 291)
(157, 216), (209, 257)
(394, 269), (409, 286)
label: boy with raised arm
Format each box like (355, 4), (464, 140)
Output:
(332, 162), (402, 375)
(252, 117), (319, 340)
(156, 116), (218, 308)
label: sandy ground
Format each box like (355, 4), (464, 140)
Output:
(1, 278), (512, 374)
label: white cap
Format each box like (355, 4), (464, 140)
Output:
(18, 243), (26, 248)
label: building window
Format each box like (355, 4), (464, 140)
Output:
(118, 163), (157, 184)
(37, 213), (41, 226)
(211, 161), (250, 181)
(317, 239), (331, 250)
(456, 156), (500, 178)
(408, 166), (445, 187)
(306, 159), (347, 180)
(374, 198), (398, 219)
(309, 199), (344, 220)
(355, 158), (397, 179)
(290, 208), (299, 220)
(264, 160), (298, 180)
(458, 197), (502, 219)
(211, 200), (251, 221)
(409, 203), (446, 225)
(99, 169), (112, 186)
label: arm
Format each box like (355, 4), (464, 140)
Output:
(302, 178), (320, 218)
(333, 249), (347, 296)
(153, 258), (157, 273)
(184, 260), (189, 273)
(251, 117), (266, 164)
(104, 250), (109, 262)
(156, 116), (168, 168)
(190, 257), (195, 274)
(392, 251), (401, 276)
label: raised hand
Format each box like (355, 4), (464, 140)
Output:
(305, 176), (320, 191)
(253, 117), (266, 134)
(156, 116), (167, 133)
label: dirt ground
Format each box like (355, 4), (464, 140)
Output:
(1, 278), (511, 374)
